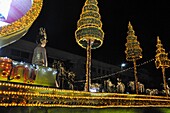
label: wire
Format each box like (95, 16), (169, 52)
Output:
(75, 58), (155, 83)
(75, 50), (170, 83)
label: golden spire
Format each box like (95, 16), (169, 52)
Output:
(156, 36), (163, 50)
(85, 0), (98, 5)
(75, 0), (104, 49)
(157, 36), (160, 42)
(155, 36), (169, 69)
(75, 0), (104, 92)
(155, 36), (170, 97)
(125, 22), (142, 61)
(125, 22), (142, 94)
(127, 21), (135, 36)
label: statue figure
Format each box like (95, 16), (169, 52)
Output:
(32, 27), (48, 67)
(161, 84), (170, 96)
(138, 82), (145, 93)
(116, 78), (125, 93)
(106, 79), (115, 93)
(127, 81), (135, 93)
(146, 88), (159, 95)
(56, 61), (66, 89)
(90, 83), (101, 92)
(67, 71), (75, 90)
(128, 81), (145, 94)
(52, 60), (59, 88)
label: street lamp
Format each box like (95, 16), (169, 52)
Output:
(119, 63), (126, 83)
(121, 63), (126, 69)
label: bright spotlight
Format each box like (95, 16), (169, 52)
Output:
(121, 63), (126, 67)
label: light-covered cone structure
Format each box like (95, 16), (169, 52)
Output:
(75, 0), (104, 91)
(125, 22), (142, 94)
(155, 36), (170, 97)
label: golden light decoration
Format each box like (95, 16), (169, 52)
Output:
(0, 0), (43, 48)
(0, 81), (170, 108)
(0, 57), (12, 77)
(155, 36), (170, 69)
(0, 57), (57, 86)
(155, 36), (170, 97)
(75, 0), (104, 49)
(75, 58), (155, 83)
(75, 0), (104, 92)
(125, 22), (142, 61)
(125, 22), (142, 94)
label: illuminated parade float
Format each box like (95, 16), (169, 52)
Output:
(1, 0), (170, 113)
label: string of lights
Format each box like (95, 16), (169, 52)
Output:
(75, 49), (170, 83)
(0, 81), (170, 108)
(75, 58), (155, 83)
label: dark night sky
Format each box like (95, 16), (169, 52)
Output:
(23, 0), (170, 78)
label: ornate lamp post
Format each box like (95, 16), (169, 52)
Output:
(155, 36), (170, 97)
(75, 0), (104, 91)
(125, 22), (142, 94)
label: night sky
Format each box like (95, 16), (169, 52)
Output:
(23, 0), (170, 78)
